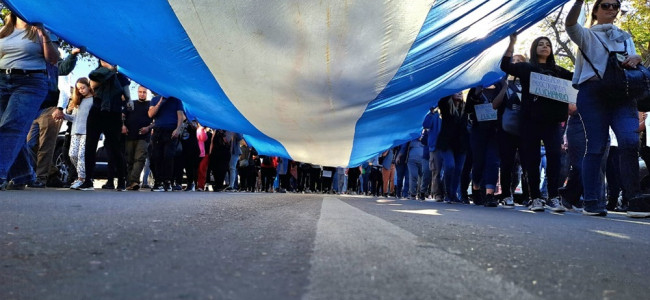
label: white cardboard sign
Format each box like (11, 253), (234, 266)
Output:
(529, 72), (577, 104)
(474, 103), (498, 121)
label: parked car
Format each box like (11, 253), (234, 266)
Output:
(52, 122), (109, 185)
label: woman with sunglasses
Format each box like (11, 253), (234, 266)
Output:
(566, 0), (647, 217)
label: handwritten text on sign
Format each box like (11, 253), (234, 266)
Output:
(475, 103), (497, 121)
(529, 72), (577, 104)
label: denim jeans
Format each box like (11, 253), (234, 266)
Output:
(228, 154), (239, 188)
(0, 73), (48, 182)
(408, 157), (431, 196)
(578, 80), (640, 210)
(561, 114), (586, 203)
(470, 124), (500, 190)
(439, 149), (466, 202)
(395, 163), (409, 198)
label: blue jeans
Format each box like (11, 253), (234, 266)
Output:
(395, 163), (409, 198)
(228, 154), (239, 188)
(578, 80), (640, 210)
(407, 157), (431, 196)
(0, 73), (48, 182)
(439, 149), (466, 202)
(470, 124), (500, 190)
(561, 114), (586, 202)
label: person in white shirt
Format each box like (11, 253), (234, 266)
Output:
(566, 0), (647, 217)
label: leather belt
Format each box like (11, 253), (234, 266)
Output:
(0, 68), (47, 75)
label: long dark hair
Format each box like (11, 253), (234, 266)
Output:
(529, 36), (557, 70)
(591, 0), (621, 26)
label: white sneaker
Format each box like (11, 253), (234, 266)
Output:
(529, 198), (545, 212)
(503, 196), (515, 209)
(70, 180), (83, 190)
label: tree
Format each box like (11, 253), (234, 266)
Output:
(538, 0), (650, 69)
(539, 4), (578, 70)
(619, 0), (650, 66)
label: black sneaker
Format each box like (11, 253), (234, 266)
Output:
(28, 180), (46, 188)
(46, 177), (65, 188)
(116, 182), (126, 192)
(102, 183), (115, 190)
(151, 185), (164, 192)
(78, 181), (94, 191)
(164, 182), (172, 192)
(6, 181), (26, 190)
(471, 190), (484, 206)
(627, 196), (650, 218)
(484, 194), (498, 207)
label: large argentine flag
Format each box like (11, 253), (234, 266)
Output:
(4, 0), (568, 167)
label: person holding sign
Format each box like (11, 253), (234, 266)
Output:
(501, 34), (573, 213)
(465, 82), (507, 207)
(566, 0), (648, 218)
(436, 92), (469, 204)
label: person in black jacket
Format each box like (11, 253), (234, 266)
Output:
(437, 92), (469, 203)
(466, 81), (507, 207)
(501, 35), (573, 212)
(77, 60), (129, 191)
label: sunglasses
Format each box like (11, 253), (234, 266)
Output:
(599, 3), (620, 10)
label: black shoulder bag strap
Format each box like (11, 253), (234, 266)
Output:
(579, 33), (627, 80)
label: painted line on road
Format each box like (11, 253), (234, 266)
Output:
(590, 230), (631, 240)
(303, 197), (540, 300)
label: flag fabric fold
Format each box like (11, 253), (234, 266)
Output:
(4, 0), (569, 166)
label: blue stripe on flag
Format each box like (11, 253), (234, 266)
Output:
(4, 0), (291, 159)
(348, 0), (569, 166)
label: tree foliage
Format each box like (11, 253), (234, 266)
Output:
(619, 0), (650, 66)
(538, 1), (650, 69)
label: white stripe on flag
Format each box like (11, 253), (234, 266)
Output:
(168, 0), (432, 166)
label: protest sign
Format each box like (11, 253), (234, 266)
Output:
(530, 72), (577, 104)
(475, 103), (497, 121)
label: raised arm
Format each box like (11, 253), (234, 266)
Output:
(565, 0), (584, 27)
(504, 34), (517, 58)
(491, 78), (509, 109)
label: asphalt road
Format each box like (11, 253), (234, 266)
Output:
(1, 189), (649, 300)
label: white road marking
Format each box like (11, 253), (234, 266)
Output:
(304, 197), (539, 300)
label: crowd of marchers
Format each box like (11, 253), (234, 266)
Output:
(1, 1), (649, 219)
